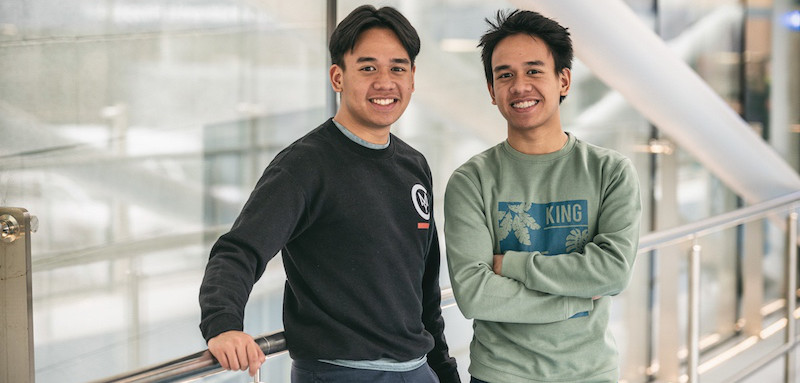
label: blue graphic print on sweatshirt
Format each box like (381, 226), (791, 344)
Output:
(497, 200), (591, 319)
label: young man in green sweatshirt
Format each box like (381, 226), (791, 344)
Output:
(444, 9), (642, 383)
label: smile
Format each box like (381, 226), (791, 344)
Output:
(371, 98), (397, 106)
(512, 100), (539, 109)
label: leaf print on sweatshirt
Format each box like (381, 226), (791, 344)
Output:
(498, 202), (541, 246)
(498, 200), (589, 255)
(565, 228), (590, 253)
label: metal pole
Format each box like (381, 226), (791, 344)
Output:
(743, 220), (765, 336)
(1, 207), (37, 383)
(325, 0), (338, 117)
(688, 242), (702, 383)
(90, 331), (287, 383)
(785, 211), (797, 383)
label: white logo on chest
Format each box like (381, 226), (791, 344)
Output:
(411, 184), (430, 220)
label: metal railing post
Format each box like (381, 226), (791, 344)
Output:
(1, 207), (37, 383)
(687, 242), (701, 383)
(325, 0), (338, 117)
(656, 245), (682, 382)
(785, 211), (797, 383)
(742, 219), (764, 336)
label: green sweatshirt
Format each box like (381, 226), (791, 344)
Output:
(444, 133), (641, 383)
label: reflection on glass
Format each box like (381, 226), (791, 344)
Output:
(0, 0), (796, 382)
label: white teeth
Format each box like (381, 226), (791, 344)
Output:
(512, 100), (538, 109)
(371, 98), (395, 105)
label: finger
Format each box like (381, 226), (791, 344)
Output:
(247, 342), (265, 376)
(215, 352), (230, 370)
(236, 346), (250, 371)
(222, 348), (240, 371)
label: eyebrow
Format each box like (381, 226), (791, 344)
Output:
(356, 57), (411, 65)
(493, 60), (546, 72)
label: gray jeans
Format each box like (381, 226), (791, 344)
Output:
(291, 360), (439, 383)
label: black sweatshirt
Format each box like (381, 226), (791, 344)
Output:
(199, 119), (459, 381)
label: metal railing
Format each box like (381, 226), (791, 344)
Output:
(65, 190), (800, 382)
(640, 190), (800, 382)
(91, 289), (457, 383)
(91, 332), (287, 383)
(1, 207), (37, 383)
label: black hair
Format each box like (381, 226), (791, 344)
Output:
(329, 5), (420, 68)
(479, 10), (573, 102)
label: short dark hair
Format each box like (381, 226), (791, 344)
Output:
(479, 10), (573, 102)
(329, 5), (420, 69)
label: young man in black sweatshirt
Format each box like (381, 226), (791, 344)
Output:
(198, 5), (460, 383)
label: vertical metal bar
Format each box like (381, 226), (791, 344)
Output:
(655, 149), (681, 381)
(325, 0), (338, 117)
(785, 212), (797, 383)
(1, 207), (35, 383)
(743, 220), (764, 336)
(656, 246), (681, 381)
(688, 242), (701, 383)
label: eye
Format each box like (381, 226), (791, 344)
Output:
(391, 66), (407, 72)
(527, 69), (542, 75)
(496, 72), (512, 79)
(361, 66), (376, 72)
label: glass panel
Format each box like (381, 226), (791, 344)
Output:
(697, 227), (739, 340)
(763, 212), (789, 317)
(1, 1), (326, 382)
(3, 0), (797, 382)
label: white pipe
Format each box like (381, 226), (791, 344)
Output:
(515, 0), (800, 203)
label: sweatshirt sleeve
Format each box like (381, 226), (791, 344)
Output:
(501, 158), (642, 298)
(199, 166), (306, 342)
(422, 221), (461, 383)
(444, 170), (594, 323)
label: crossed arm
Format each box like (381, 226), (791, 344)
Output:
(444, 171), (595, 323)
(444, 163), (641, 321)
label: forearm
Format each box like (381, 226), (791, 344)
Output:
(421, 225), (459, 381)
(199, 235), (264, 341)
(501, 239), (636, 298)
(500, 160), (642, 297)
(444, 170), (593, 323)
(448, 257), (593, 323)
(199, 166), (304, 340)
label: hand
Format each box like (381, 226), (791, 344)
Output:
(493, 254), (504, 275)
(592, 296), (602, 300)
(207, 330), (266, 376)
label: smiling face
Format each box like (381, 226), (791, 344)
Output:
(330, 27), (415, 143)
(488, 33), (570, 137)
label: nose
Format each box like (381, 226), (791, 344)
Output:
(373, 70), (396, 90)
(509, 77), (531, 94)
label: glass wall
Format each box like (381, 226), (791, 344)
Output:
(1, 1), (328, 381)
(1, 0), (798, 382)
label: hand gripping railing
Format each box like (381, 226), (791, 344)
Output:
(93, 289), (456, 383)
(92, 331), (287, 383)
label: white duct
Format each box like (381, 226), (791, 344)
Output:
(514, 0), (800, 203)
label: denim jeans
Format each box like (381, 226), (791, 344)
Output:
(291, 360), (439, 383)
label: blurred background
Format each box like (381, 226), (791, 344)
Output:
(2, 0), (800, 382)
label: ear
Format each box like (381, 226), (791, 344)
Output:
(559, 67), (571, 97)
(330, 64), (343, 92)
(487, 81), (497, 105)
(410, 65), (416, 92)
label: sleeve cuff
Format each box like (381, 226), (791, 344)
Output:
(568, 297), (594, 318)
(501, 250), (531, 284)
(200, 312), (243, 342)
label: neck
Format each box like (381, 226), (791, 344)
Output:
(507, 127), (568, 155)
(332, 117), (391, 145)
